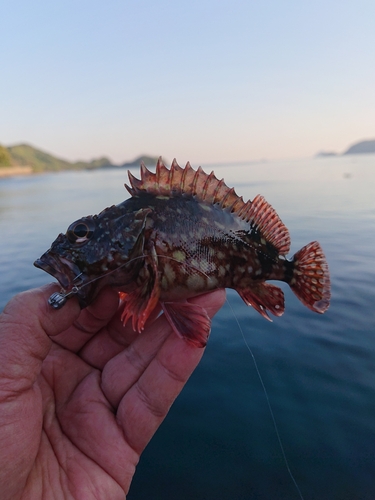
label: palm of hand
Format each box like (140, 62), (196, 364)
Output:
(0, 285), (225, 499)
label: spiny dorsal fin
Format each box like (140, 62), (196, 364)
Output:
(125, 157), (238, 205)
(125, 158), (290, 255)
(245, 194), (290, 255)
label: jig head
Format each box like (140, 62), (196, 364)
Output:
(48, 286), (79, 309)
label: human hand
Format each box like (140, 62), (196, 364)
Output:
(0, 284), (225, 499)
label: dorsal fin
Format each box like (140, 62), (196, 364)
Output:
(244, 194), (290, 254)
(125, 157), (240, 207)
(125, 158), (290, 255)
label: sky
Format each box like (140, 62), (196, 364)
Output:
(1, 0), (375, 165)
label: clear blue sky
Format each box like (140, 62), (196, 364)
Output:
(2, 0), (374, 164)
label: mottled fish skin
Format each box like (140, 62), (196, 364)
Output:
(34, 158), (331, 348)
(121, 193), (287, 299)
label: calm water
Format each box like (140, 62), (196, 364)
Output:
(1, 156), (375, 499)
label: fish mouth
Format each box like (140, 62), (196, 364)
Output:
(34, 253), (84, 292)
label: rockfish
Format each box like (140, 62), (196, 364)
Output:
(34, 159), (330, 347)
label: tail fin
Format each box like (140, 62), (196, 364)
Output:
(289, 241), (330, 313)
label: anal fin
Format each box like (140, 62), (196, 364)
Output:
(237, 283), (285, 320)
(161, 301), (211, 348)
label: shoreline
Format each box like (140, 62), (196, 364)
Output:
(0, 166), (33, 178)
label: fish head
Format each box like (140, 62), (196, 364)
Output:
(34, 206), (151, 307)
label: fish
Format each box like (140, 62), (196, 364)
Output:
(34, 158), (330, 348)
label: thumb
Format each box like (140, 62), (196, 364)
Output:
(0, 283), (80, 391)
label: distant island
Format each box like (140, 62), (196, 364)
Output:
(343, 139), (375, 155)
(315, 138), (375, 157)
(315, 151), (338, 157)
(0, 142), (162, 177)
(1, 137), (375, 177)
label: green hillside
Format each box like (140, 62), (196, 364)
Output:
(2, 142), (162, 174)
(7, 144), (88, 172)
(0, 145), (12, 166)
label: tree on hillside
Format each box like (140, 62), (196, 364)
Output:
(0, 145), (12, 166)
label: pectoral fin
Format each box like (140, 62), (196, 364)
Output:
(161, 301), (212, 348)
(121, 241), (160, 332)
(121, 281), (160, 332)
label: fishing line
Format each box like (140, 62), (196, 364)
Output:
(225, 297), (305, 500)
(47, 254), (150, 307)
(48, 245), (304, 500)
(48, 252), (213, 308)
(54, 253), (208, 295)
(93, 255), (304, 500)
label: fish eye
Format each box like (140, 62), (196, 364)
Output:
(67, 220), (95, 244)
(73, 223), (90, 238)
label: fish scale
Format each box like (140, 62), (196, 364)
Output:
(35, 158), (330, 348)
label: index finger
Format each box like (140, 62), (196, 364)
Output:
(52, 287), (120, 352)
(0, 283), (81, 391)
(114, 289), (226, 454)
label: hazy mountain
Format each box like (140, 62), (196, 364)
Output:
(315, 138), (375, 158)
(120, 155), (162, 168)
(315, 151), (338, 157)
(344, 139), (375, 155)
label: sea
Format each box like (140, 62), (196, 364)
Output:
(1, 155), (374, 500)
